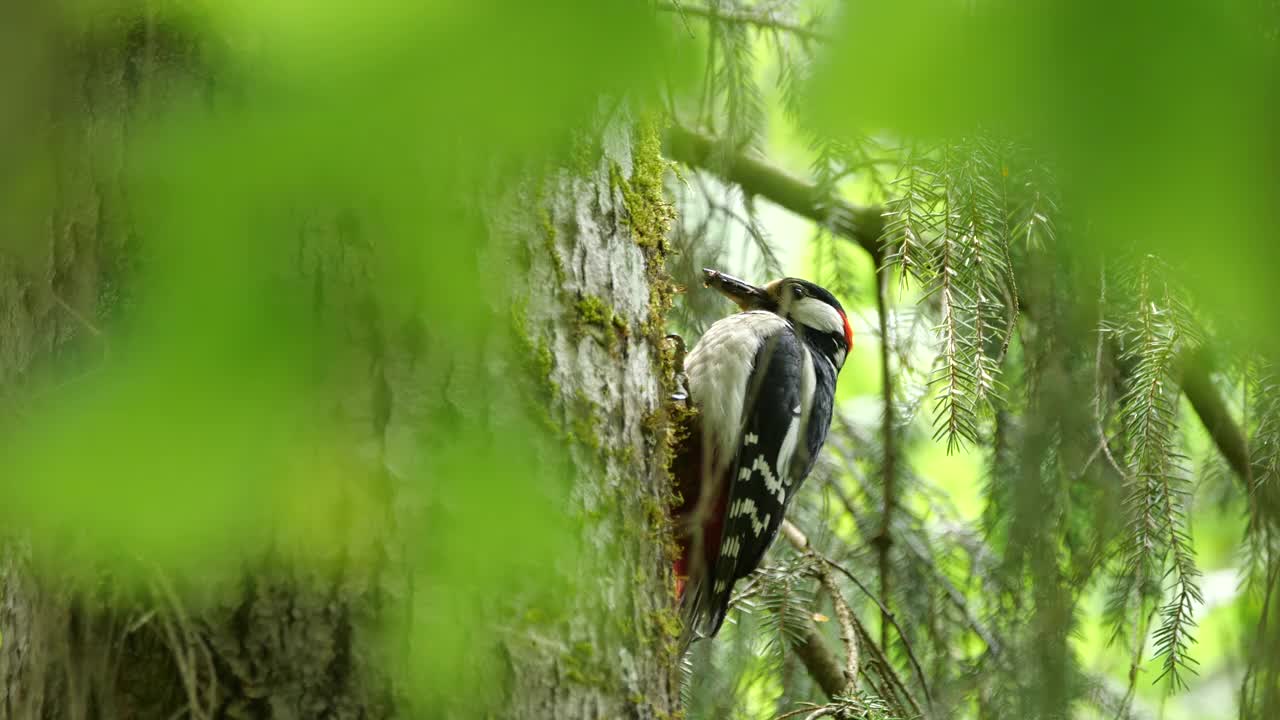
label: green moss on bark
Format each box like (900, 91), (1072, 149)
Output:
(615, 115), (688, 673)
(613, 117), (674, 252)
(574, 295), (631, 355)
(538, 205), (566, 285)
(510, 304), (560, 402)
(575, 295), (611, 327)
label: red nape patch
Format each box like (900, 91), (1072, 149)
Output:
(842, 312), (854, 350)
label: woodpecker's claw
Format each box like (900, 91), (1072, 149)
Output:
(665, 333), (688, 358)
(664, 333), (690, 405)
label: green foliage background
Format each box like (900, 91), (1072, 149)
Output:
(2, 1), (1279, 718)
(664, 2), (1280, 718)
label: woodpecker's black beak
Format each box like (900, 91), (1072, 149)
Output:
(702, 268), (774, 311)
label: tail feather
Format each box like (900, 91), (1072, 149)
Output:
(678, 576), (707, 652)
(677, 570), (732, 653)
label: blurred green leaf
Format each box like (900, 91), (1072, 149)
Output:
(807, 0), (1279, 347)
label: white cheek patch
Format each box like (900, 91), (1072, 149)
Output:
(790, 297), (845, 336)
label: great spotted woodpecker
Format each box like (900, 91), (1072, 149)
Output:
(673, 269), (851, 642)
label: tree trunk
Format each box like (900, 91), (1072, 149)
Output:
(1, 11), (679, 720)
(496, 116), (682, 719)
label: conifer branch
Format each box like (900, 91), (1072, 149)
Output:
(782, 520), (932, 715)
(664, 125), (884, 256)
(666, 124), (1270, 513)
(654, 2), (829, 42)
(780, 522), (860, 693)
(1108, 258), (1202, 688)
(882, 146), (938, 289)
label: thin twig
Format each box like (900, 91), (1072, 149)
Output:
(1093, 264), (1129, 482)
(849, 604), (922, 717)
(655, 2), (829, 42)
(874, 245), (896, 655)
(818, 552), (934, 709)
(52, 293), (101, 337)
(52, 291), (110, 359)
(663, 0), (697, 37)
(775, 703), (824, 720)
(819, 563), (859, 692)
(825, 450), (1002, 662)
(781, 520), (932, 713)
(151, 570), (218, 720)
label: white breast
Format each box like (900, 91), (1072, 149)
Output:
(684, 311), (790, 472)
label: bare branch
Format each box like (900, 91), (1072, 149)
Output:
(874, 250), (896, 654)
(665, 125), (884, 257)
(819, 569), (860, 693)
(790, 619), (853, 701)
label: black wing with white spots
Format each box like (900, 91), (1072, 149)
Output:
(702, 328), (809, 637)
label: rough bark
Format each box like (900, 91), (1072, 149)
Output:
(0, 14), (395, 720)
(495, 116), (681, 719)
(1, 11), (678, 720)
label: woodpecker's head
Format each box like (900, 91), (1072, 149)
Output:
(703, 268), (853, 369)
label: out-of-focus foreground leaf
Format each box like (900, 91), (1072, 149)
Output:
(0, 0), (688, 709)
(807, 0), (1278, 349)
